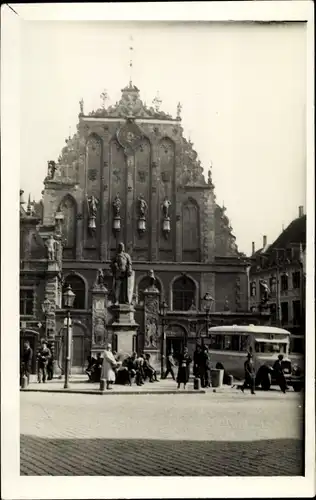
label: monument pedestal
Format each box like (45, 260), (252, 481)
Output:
(111, 304), (138, 356)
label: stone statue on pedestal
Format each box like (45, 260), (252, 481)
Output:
(46, 235), (56, 261)
(111, 242), (133, 305)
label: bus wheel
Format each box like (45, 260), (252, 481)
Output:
(261, 372), (271, 391)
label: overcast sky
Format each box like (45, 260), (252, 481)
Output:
(20, 21), (306, 255)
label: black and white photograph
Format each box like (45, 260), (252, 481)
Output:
(1, 2), (314, 499)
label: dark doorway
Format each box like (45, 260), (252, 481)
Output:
(166, 337), (184, 362)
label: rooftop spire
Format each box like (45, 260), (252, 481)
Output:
(129, 35), (134, 86)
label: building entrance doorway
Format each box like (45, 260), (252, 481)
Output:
(166, 337), (184, 362)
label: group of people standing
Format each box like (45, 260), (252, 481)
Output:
(20, 339), (54, 387)
(241, 352), (289, 394)
(86, 344), (213, 390)
(162, 344), (212, 389)
(86, 344), (159, 389)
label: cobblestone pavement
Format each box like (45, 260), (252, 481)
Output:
(20, 390), (304, 476)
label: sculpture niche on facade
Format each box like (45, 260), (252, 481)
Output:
(112, 193), (122, 233)
(87, 195), (99, 234)
(111, 242), (134, 305)
(45, 234), (57, 261)
(162, 197), (172, 239)
(137, 195), (148, 235)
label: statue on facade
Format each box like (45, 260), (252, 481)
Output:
(224, 297), (230, 311)
(95, 268), (105, 287)
(208, 169), (213, 185)
(47, 161), (57, 180)
(87, 195), (98, 218)
(176, 102), (182, 120)
(112, 193), (122, 217)
(145, 319), (158, 348)
(138, 195), (148, 218)
(162, 198), (172, 218)
(46, 234), (56, 261)
(79, 98), (84, 114)
(111, 242), (133, 305)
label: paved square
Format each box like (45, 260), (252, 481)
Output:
(20, 389), (304, 476)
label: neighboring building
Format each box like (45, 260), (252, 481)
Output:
(249, 206), (306, 354)
(20, 82), (269, 374)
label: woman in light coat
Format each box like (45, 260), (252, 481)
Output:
(101, 344), (117, 390)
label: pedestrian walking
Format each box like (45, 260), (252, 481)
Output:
(273, 354), (288, 393)
(177, 346), (192, 389)
(241, 353), (256, 394)
(101, 344), (117, 390)
(21, 341), (33, 387)
(47, 342), (54, 380)
(164, 351), (176, 380)
(203, 345), (211, 388)
(37, 341), (51, 383)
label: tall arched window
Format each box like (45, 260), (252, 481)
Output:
(137, 276), (162, 304)
(172, 275), (196, 311)
(63, 274), (86, 309)
(182, 199), (200, 261)
(59, 195), (76, 249)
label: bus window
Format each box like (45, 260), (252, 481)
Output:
(240, 335), (249, 351)
(255, 342), (287, 354)
(223, 335), (231, 350)
(231, 335), (240, 351)
(209, 335), (223, 350)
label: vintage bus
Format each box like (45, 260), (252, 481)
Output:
(207, 324), (304, 391)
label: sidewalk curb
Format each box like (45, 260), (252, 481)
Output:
(21, 388), (207, 395)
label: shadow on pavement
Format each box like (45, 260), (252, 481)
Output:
(20, 435), (304, 476)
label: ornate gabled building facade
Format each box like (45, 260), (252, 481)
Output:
(20, 83), (269, 374)
(249, 206), (306, 354)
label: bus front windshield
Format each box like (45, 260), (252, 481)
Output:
(255, 342), (287, 354)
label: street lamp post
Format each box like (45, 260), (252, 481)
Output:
(63, 284), (75, 389)
(202, 293), (214, 346)
(159, 300), (168, 379)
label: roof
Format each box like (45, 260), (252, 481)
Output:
(268, 215), (306, 252)
(208, 325), (291, 335)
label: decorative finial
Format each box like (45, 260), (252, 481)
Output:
(20, 190), (25, 205)
(26, 194), (33, 215)
(100, 89), (108, 109)
(79, 98), (84, 115)
(152, 92), (162, 113)
(129, 35), (134, 86)
(207, 169), (213, 185)
(68, 126), (71, 140)
(176, 102), (182, 120)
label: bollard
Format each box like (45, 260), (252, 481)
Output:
(100, 378), (106, 391)
(21, 375), (28, 389)
(194, 377), (201, 390)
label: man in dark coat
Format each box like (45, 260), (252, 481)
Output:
(193, 344), (206, 385)
(241, 353), (256, 394)
(273, 354), (287, 393)
(177, 347), (192, 389)
(21, 341), (33, 386)
(202, 345), (211, 388)
(37, 341), (51, 383)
